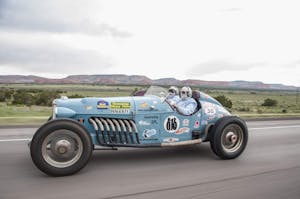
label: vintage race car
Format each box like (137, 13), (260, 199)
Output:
(30, 86), (248, 176)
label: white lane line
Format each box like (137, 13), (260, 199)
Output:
(0, 138), (31, 142)
(249, 125), (300, 130)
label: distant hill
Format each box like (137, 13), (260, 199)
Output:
(0, 74), (298, 91)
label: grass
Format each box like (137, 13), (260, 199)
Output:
(1, 84), (300, 126)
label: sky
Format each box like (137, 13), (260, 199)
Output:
(0, 0), (299, 86)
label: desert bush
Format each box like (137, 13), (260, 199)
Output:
(12, 91), (35, 106)
(257, 109), (263, 114)
(237, 107), (250, 112)
(35, 91), (60, 106)
(0, 89), (14, 102)
(68, 94), (84, 98)
(262, 98), (278, 106)
(214, 95), (233, 108)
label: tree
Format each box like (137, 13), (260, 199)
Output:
(214, 95), (233, 108)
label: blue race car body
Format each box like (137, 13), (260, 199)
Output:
(53, 86), (230, 147)
(30, 86), (247, 176)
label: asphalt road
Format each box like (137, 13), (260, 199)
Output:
(0, 120), (300, 199)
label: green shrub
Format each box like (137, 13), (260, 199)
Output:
(12, 91), (35, 106)
(68, 94), (84, 98)
(35, 91), (60, 106)
(262, 98), (278, 106)
(237, 107), (250, 112)
(0, 89), (14, 102)
(0, 91), (6, 102)
(214, 95), (233, 108)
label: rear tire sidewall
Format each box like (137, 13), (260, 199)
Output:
(210, 116), (248, 159)
(30, 119), (93, 176)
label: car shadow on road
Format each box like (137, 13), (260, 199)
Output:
(90, 142), (217, 166)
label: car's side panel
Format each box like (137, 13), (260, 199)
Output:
(53, 92), (231, 146)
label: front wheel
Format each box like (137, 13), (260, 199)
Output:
(210, 116), (248, 159)
(30, 119), (93, 176)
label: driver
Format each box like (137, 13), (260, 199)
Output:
(166, 86), (180, 105)
(173, 86), (197, 115)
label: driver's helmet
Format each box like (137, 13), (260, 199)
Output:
(168, 86), (179, 97)
(180, 86), (192, 100)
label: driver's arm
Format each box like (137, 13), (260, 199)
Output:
(175, 101), (197, 115)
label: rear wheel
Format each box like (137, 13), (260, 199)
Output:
(30, 119), (92, 176)
(210, 116), (248, 159)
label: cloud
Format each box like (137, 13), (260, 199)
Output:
(0, 39), (113, 75)
(0, 0), (132, 38)
(188, 60), (265, 77)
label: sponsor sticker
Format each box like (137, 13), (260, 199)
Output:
(140, 102), (149, 108)
(138, 120), (151, 126)
(143, 129), (157, 138)
(194, 121), (200, 128)
(110, 102), (131, 109)
(182, 119), (189, 126)
(97, 100), (109, 109)
(164, 115), (180, 133)
(85, 105), (92, 110)
(110, 102), (131, 113)
(163, 137), (179, 143)
(204, 107), (216, 116)
(175, 127), (190, 134)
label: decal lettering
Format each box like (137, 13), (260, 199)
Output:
(164, 115), (179, 133)
(111, 109), (130, 114)
(110, 102), (131, 113)
(204, 107), (216, 116)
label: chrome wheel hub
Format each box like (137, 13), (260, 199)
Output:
(221, 124), (244, 153)
(55, 140), (72, 154)
(42, 130), (83, 168)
